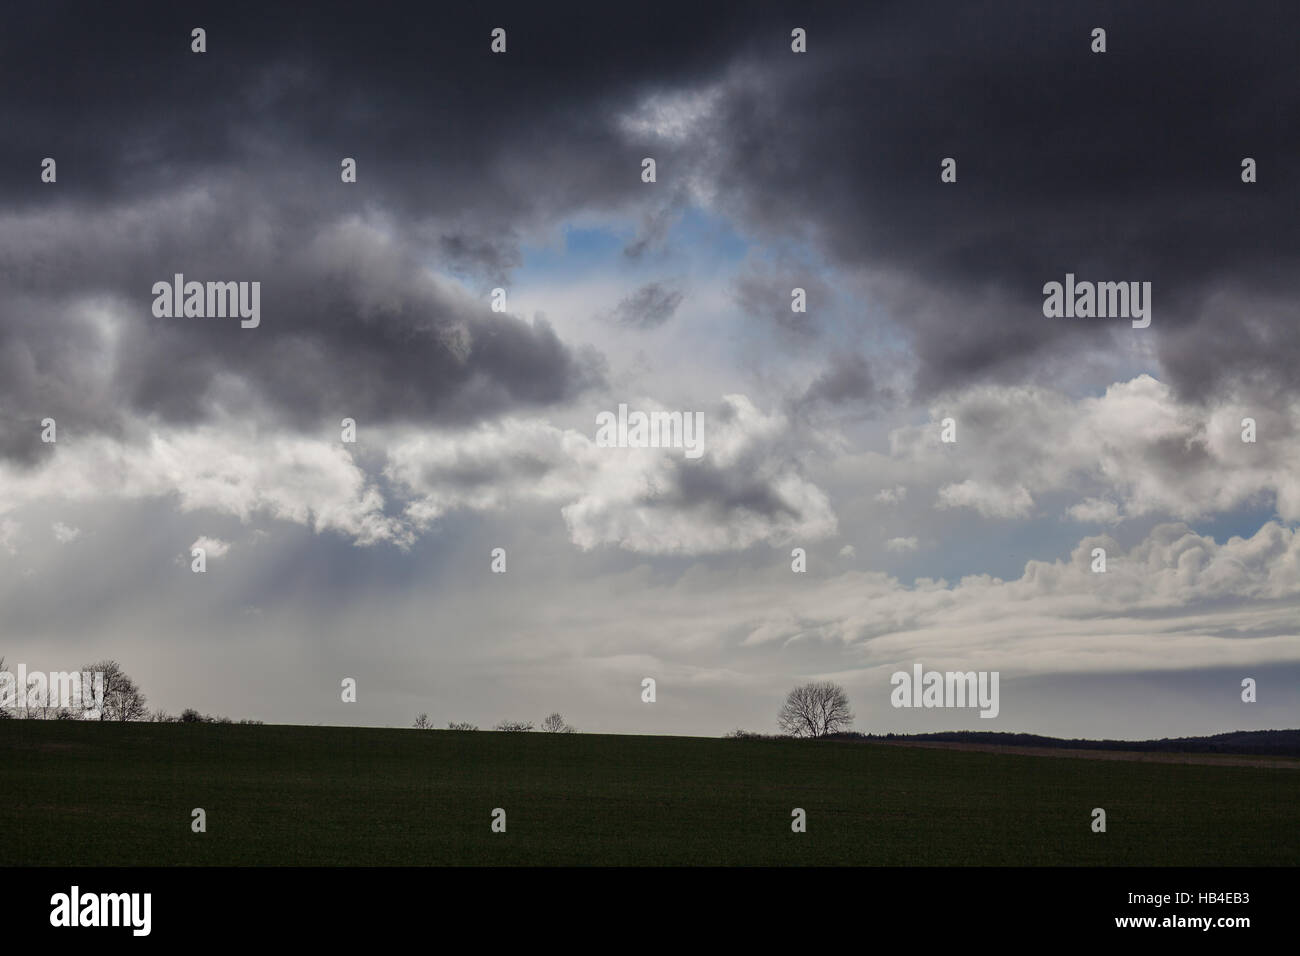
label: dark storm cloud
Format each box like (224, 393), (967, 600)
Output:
(1153, 287), (1300, 405)
(2, 0), (1296, 466)
(701, 1), (1300, 400)
(611, 282), (684, 329)
(732, 265), (829, 340)
(794, 352), (881, 411)
(0, 191), (604, 440)
(428, 231), (522, 288)
(0, 0), (753, 215)
(0, 0), (782, 459)
(650, 458), (799, 522)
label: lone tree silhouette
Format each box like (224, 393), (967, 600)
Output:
(80, 659), (148, 722)
(777, 681), (854, 738)
(540, 712), (576, 733)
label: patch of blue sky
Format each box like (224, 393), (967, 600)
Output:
(868, 495), (1289, 590)
(514, 205), (750, 286)
(1117, 503), (1292, 549)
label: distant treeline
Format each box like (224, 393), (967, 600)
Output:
(820, 729), (1300, 757)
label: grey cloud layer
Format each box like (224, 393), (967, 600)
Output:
(5, 1), (1295, 461)
(0, 189), (604, 461)
(698, 3), (1300, 401)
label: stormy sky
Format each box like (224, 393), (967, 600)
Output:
(2, 0), (1298, 738)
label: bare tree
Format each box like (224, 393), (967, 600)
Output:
(0, 655), (13, 719)
(539, 712), (576, 733)
(777, 681), (854, 738)
(81, 660), (148, 722)
(0, 663), (57, 719)
(0, 657), (100, 720)
(493, 719), (534, 732)
(412, 713), (432, 729)
(447, 721), (478, 731)
(1, 656), (59, 720)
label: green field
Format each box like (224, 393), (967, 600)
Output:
(3, 720), (1296, 866)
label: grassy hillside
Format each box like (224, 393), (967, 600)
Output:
(3, 720), (1296, 866)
